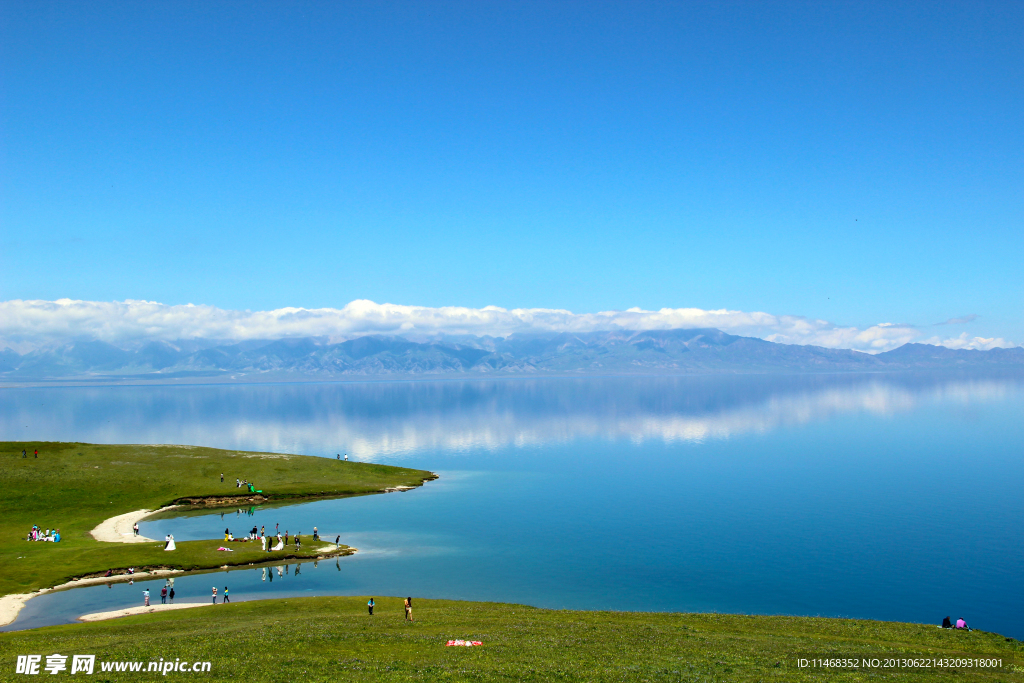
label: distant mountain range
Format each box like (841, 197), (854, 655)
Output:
(1, 329), (1022, 382)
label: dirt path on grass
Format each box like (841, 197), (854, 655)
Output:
(89, 506), (180, 543)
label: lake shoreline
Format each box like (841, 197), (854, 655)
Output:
(0, 442), (430, 628)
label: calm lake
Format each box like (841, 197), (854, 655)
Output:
(3, 373), (1023, 638)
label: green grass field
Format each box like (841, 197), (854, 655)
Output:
(1, 597), (1021, 681)
(0, 442), (435, 598)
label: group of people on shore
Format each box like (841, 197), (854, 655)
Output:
(142, 580), (178, 606)
(222, 526), (308, 552)
(103, 568), (136, 578)
(942, 616), (971, 630)
(26, 525), (60, 542)
(233, 478), (260, 493)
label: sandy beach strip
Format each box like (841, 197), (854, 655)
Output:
(79, 601), (210, 622)
(89, 506), (179, 544)
(0, 569), (183, 627)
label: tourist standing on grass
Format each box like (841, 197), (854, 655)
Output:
(22, 449), (26, 458)
(284, 531), (289, 545)
(212, 587), (217, 604)
(295, 534), (301, 550)
(368, 598), (374, 615)
(313, 526), (318, 540)
(143, 589), (150, 606)
(34, 449), (38, 458)
(220, 473), (224, 482)
(161, 587), (167, 604)
(223, 587), (230, 603)
(404, 598), (412, 621)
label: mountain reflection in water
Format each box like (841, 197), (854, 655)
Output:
(0, 373), (1018, 459)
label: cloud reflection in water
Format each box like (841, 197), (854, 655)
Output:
(1, 374), (1019, 460)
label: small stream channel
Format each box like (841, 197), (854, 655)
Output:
(3, 559), (336, 631)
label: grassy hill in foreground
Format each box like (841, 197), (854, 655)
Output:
(0, 442), (436, 598)
(1, 597), (1021, 682)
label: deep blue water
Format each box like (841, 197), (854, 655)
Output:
(3, 374), (1023, 638)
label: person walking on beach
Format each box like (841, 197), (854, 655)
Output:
(169, 587), (175, 603)
(133, 522), (139, 536)
(160, 586), (167, 604)
(223, 586), (230, 604)
(367, 598), (374, 615)
(212, 586), (217, 604)
(404, 597), (413, 621)
(143, 589), (150, 607)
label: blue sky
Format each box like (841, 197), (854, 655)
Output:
(1, 1), (1021, 346)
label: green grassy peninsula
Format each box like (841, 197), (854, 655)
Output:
(0, 442), (436, 599)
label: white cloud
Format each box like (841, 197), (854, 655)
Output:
(920, 332), (1014, 351)
(0, 298), (1015, 354)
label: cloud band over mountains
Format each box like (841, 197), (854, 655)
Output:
(0, 299), (1013, 354)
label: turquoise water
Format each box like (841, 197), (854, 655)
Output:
(3, 374), (1022, 637)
